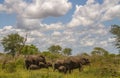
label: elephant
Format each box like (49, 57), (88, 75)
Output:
(80, 58), (90, 66)
(53, 60), (65, 71)
(39, 62), (48, 69)
(64, 56), (91, 73)
(64, 56), (83, 73)
(29, 64), (40, 70)
(25, 55), (46, 69)
(58, 66), (67, 74)
(46, 61), (52, 67)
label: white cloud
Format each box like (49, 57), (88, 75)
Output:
(68, 2), (101, 27)
(24, 0), (72, 18)
(52, 31), (62, 36)
(68, 0), (120, 27)
(102, 5), (120, 21)
(0, 0), (72, 30)
(0, 0), (72, 18)
(45, 23), (64, 30)
(16, 17), (41, 30)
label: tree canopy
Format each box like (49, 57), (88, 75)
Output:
(91, 47), (109, 56)
(1, 33), (25, 57)
(110, 25), (120, 53)
(63, 48), (72, 56)
(21, 44), (39, 55)
(48, 45), (62, 54)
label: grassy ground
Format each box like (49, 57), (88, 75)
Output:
(0, 54), (120, 78)
(0, 65), (119, 78)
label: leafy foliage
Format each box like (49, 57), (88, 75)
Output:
(91, 47), (109, 56)
(48, 45), (62, 54)
(21, 44), (39, 55)
(1, 33), (25, 57)
(63, 48), (72, 56)
(110, 25), (120, 52)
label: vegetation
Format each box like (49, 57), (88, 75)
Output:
(1, 33), (26, 57)
(21, 44), (39, 55)
(110, 25), (120, 53)
(0, 49), (119, 78)
(63, 48), (72, 56)
(48, 45), (62, 54)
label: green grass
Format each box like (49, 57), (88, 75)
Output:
(0, 55), (120, 78)
(0, 66), (119, 78)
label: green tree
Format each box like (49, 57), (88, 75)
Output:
(21, 44), (38, 55)
(91, 47), (109, 56)
(110, 25), (120, 53)
(63, 48), (72, 56)
(1, 33), (25, 57)
(48, 45), (62, 54)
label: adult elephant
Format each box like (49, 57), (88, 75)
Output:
(80, 58), (90, 66)
(25, 55), (46, 69)
(64, 56), (83, 73)
(53, 59), (65, 71)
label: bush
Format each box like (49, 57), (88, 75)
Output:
(15, 57), (24, 68)
(4, 61), (16, 73)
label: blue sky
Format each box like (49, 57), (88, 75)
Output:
(0, 0), (120, 54)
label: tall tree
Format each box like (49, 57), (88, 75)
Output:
(48, 45), (62, 54)
(110, 25), (120, 53)
(1, 33), (25, 57)
(63, 48), (72, 56)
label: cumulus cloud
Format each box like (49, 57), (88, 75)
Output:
(52, 31), (62, 36)
(24, 0), (72, 18)
(16, 17), (41, 30)
(68, 2), (101, 27)
(68, 0), (120, 27)
(0, 0), (72, 18)
(0, 0), (72, 30)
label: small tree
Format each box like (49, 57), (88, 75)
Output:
(63, 48), (72, 56)
(91, 47), (109, 56)
(1, 33), (25, 57)
(110, 25), (120, 53)
(48, 45), (62, 54)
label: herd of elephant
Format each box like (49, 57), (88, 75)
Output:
(25, 55), (90, 74)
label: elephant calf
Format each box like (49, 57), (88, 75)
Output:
(29, 64), (40, 70)
(46, 61), (52, 67)
(39, 62), (48, 69)
(58, 66), (67, 74)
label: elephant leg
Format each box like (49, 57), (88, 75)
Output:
(64, 70), (67, 74)
(68, 68), (72, 73)
(25, 62), (30, 69)
(53, 68), (56, 72)
(79, 63), (83, 71)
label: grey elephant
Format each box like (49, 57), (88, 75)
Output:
(39, 62), (48, 69)
(64, 56), (83, 73)
(25, 55), (46, 69)
(53, 59), (65, 71)
(29, 64), (40, 70)
(58, 66), (67, 74)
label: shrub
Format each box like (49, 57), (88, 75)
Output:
(4, 61), (16, 73)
